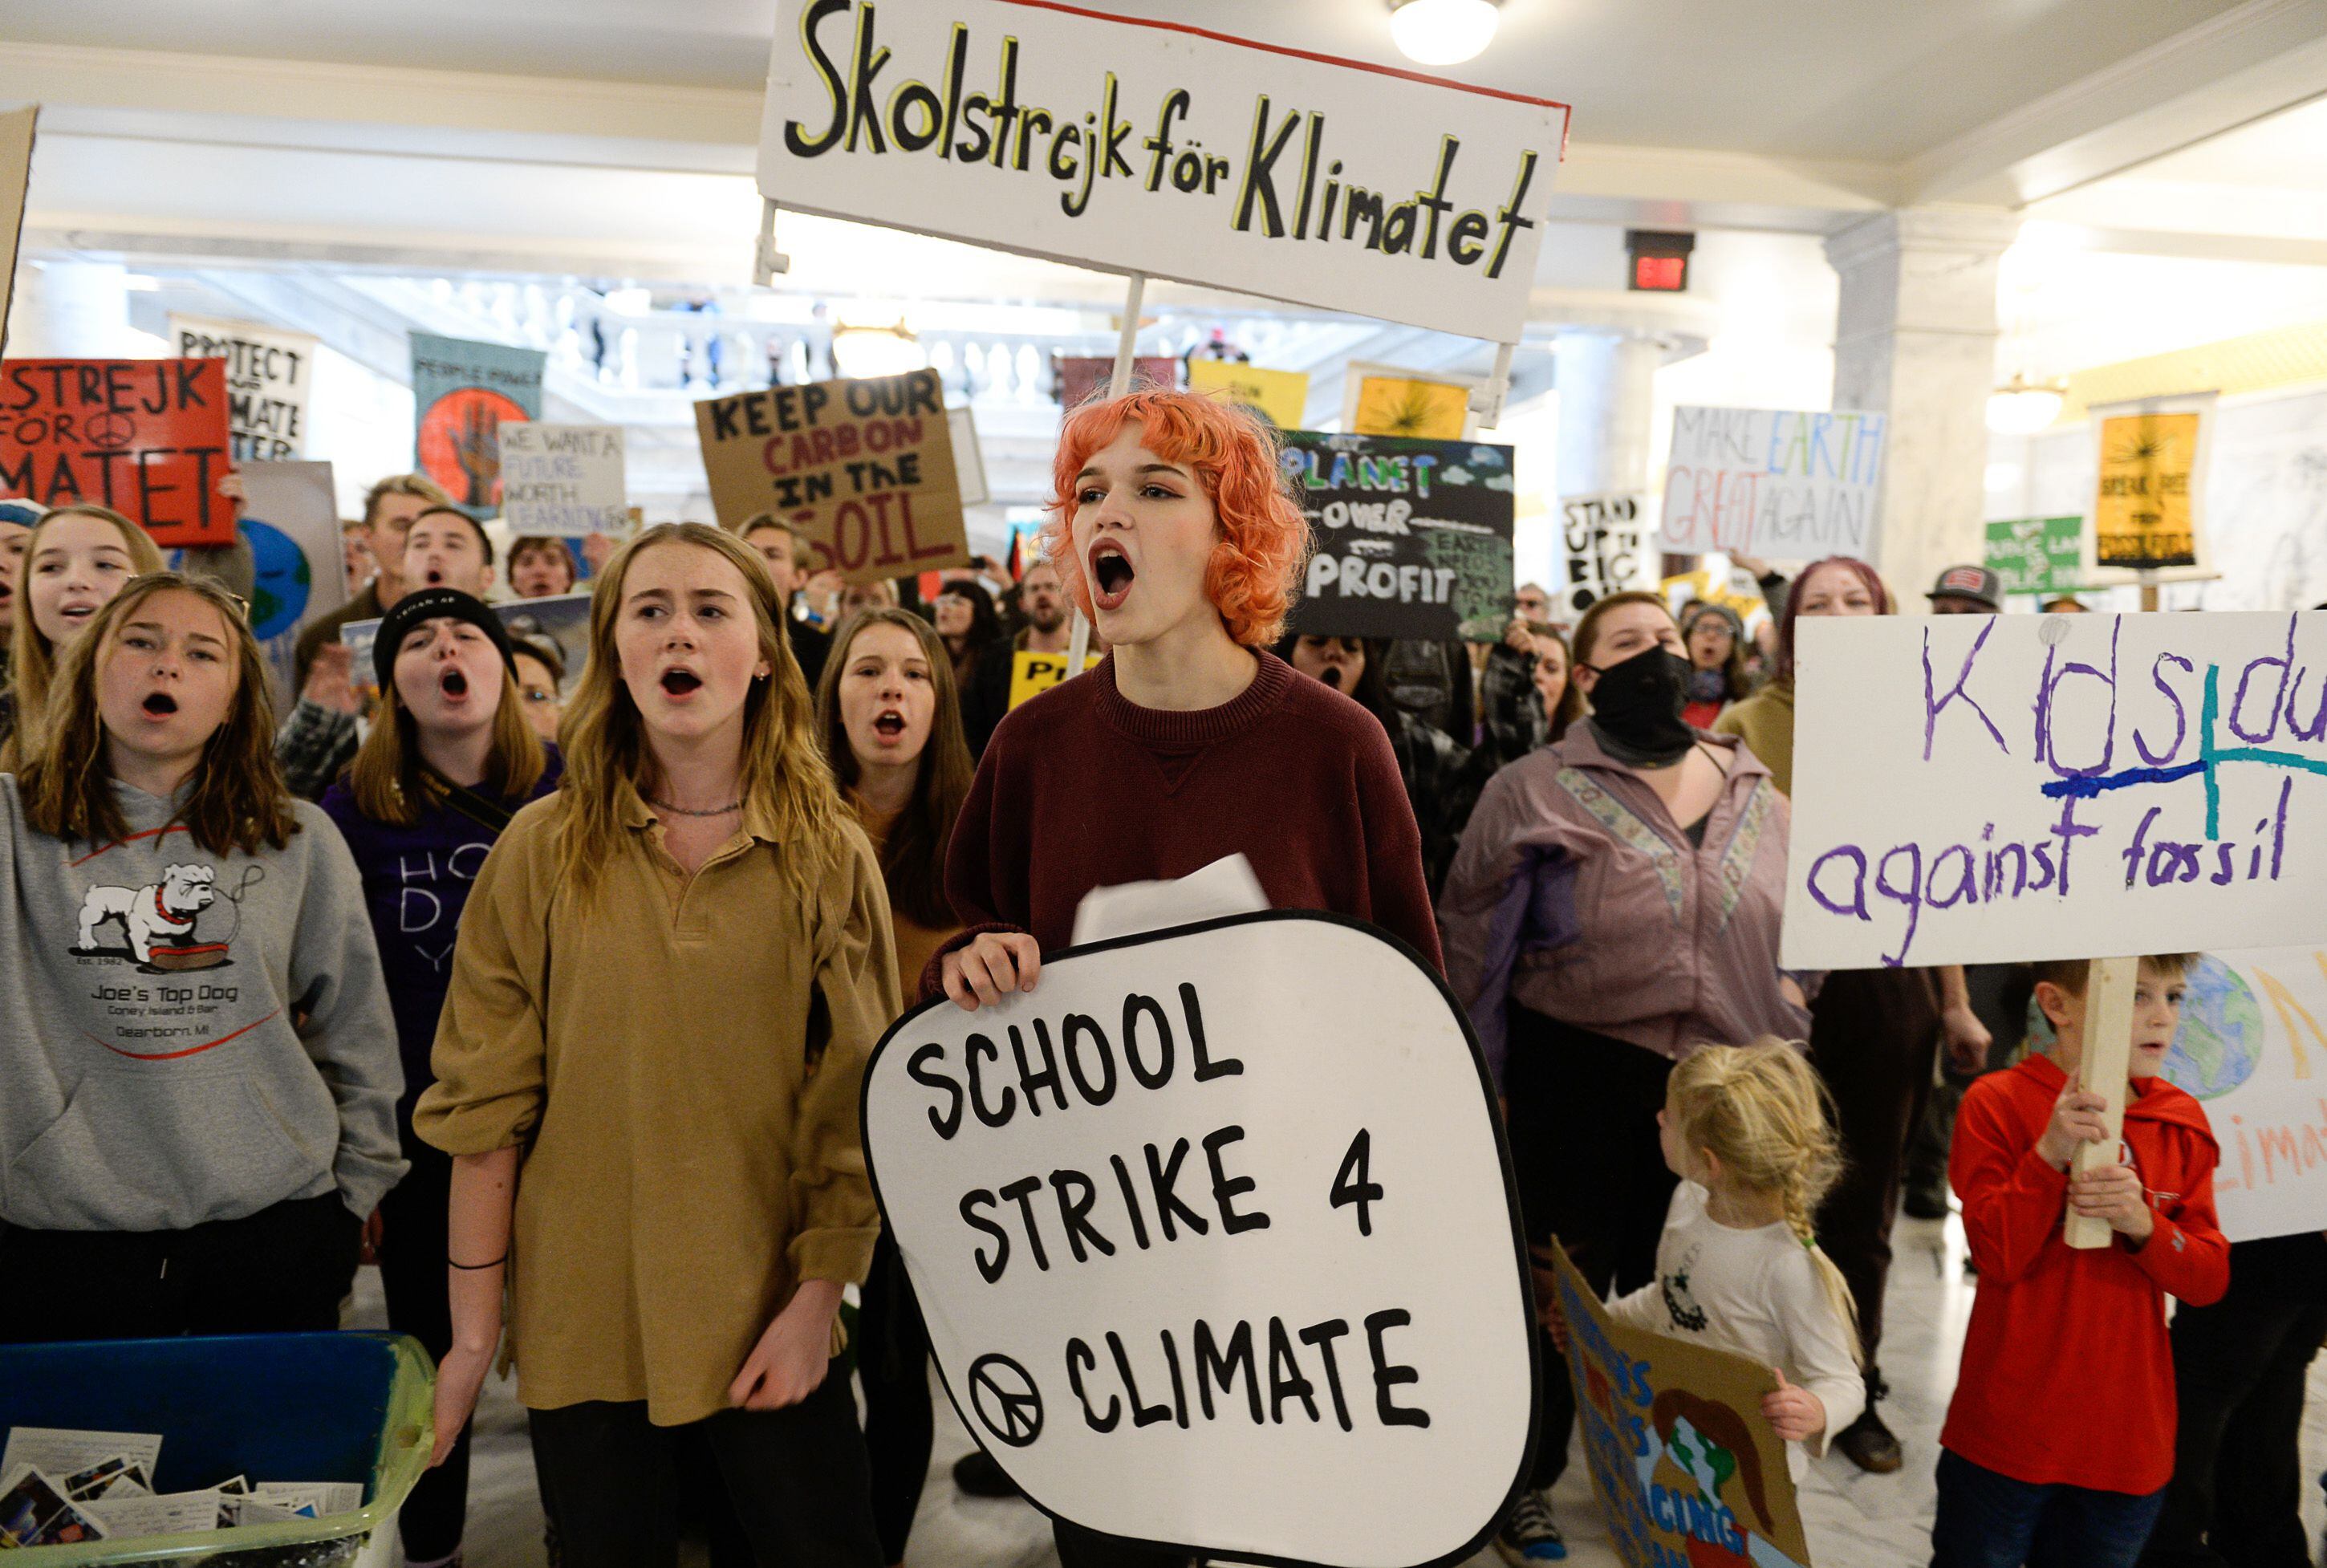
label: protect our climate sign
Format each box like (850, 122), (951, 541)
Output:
(861, 912), (1537, 1568)
(756, 0), (1570, 343)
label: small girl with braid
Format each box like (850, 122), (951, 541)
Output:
(1602, 1038), (1864, 1479)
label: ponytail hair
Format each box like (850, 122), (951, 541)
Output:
(1666, 1039), (1861, 1365)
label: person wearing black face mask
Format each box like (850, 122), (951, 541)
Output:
(1439, 589), (1815, 1565)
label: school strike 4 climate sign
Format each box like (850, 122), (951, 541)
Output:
(1662, 405), (1886, 561)
(1782, 611), (2327, 973)
(757, 0), (1569, 344)
(0, 359), (236, 547)
(863, 912), (1536, 1568)
(696, 368), (969, 586)
(1282, 433), (1516, 643)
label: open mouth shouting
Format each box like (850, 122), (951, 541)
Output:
(56, 597), (101, 630)
(423, 567), (447, 587)
(1089, 542), (1135, 613)
(438, 666), (471, 701)
(140, 691), (180, 719)
(659, 666), (705, 700)
(871, 706), (908, 742)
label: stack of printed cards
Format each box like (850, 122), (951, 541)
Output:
(0, 1427), (363, 1550)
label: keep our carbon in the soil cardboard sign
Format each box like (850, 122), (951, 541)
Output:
(862, 912), (1537, 1568)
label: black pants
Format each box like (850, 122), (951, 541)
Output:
(0, 1192), (359, 1343)
(376, 1124), (469, 1564)
(527, 1371), (883, 1568)
(1809, 966), (1939, 1381)
(1053, 1521), (1192, 1568)
(1907, 964), (2033, 1211)
(856, 1234), (932, 1565)
(2138, 1293), (2327, 1567)
(1506, 1006), (1677, 1490)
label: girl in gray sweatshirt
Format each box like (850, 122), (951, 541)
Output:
(0, 572), (404, 1343)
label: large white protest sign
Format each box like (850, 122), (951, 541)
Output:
(863, 911), (1535, 1568)
(168, 314), (316, 462)
(757, 0), (1567, 344)
(1661, 406), (1886, 560)
(496, 423), (627, 536)
(1558, 493), (1651, 617)
(1782, 611), (2327, 971)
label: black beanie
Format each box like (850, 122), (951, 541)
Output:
(374, 587), (518, 693)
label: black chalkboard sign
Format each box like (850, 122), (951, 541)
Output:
(1280, 432), (1517, 641)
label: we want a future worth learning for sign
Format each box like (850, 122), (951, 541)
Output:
(1782, 612), (2327, 972)
(757, 0), (1570, 344)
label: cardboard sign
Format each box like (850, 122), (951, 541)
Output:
(0, 359), (235, 546)
(1661, 406), (1886, 561)
(497, 423), (627, 537)
(1559, 494), (1653, 618)
(1008, 647), (1101, 709)
(2092, 400), (2207, 571)
(1188, 360), (1310, 429)
(1348, 372), (1473, 441)
(0, 107), (35, 356)
(695, 368), (969, 586)
(167, 315), (315, 463)
(950, 405), (990, 507)
(1781, 611), (2327, 970)
(1552, 1245), (1810, 1568)
(234, 459), (345, 709)
(1282, 432), (1515, 642)
(411, 331), (546, 518)
(1984, 515), (2084, 598)
(863, 912), (1536, 1568)
(757, 1), (1568, 344)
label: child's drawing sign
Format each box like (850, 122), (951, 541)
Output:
(1553, 1244), (1810, 1568)
(1784, 611), (2327, 971)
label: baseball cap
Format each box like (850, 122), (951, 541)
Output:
(1927, 565), (2001, 611)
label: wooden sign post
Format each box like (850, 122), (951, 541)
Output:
(2065, 956), (2140, 1250)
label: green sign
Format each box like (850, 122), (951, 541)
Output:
(1984, 515), (2083, 596)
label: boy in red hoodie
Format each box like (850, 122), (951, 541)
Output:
(1933, 953), (2228, 1568)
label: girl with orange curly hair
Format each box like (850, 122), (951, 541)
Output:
(928, 389), (1440, 1562)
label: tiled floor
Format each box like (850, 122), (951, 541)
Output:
(356, 1209), (2327, 1567)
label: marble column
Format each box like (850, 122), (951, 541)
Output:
(1553, 327), (1663, 502)
(5, 259), (138, 357)
(1824, 209), (2020, 600)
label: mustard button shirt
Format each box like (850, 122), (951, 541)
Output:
(416, 782), (899, 1425)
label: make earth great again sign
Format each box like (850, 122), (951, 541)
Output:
(756, 0), (1569, 343)
(863, 912), (1537, 1568)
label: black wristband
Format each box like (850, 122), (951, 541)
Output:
(449, 1253), (508, 1271)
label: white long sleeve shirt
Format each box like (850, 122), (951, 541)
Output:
(1606, 1180), (1865, 1479)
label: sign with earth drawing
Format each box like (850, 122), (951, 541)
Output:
(1280, 432), (1516, 643)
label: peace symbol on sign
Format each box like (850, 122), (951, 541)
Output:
(85, 410), (138, 450)
(967, 1352), (1044, 1448)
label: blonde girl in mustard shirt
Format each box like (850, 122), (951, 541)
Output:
(418, 523), (895, 1568)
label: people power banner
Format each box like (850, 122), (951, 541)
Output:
(1551, 1245), (1811, 1568)
(1282, 432), (1516, 642)
(1560, 494), (1652, 617)
(1661, 407), (1886, 561)
(695, 368), (969, 585)
(863, 912), (1536, 1568)
(757, 0), (1568, 345)
(1781, 611), (2327, 972)
(169, 315), (316, 462)
(0, 359), (236, 546)
(497, 424), (627, 536)
(410, 331), (545, 519)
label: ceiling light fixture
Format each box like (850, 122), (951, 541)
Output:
(1985, 372), (2067, 436)
(1389, 0), (1501, 67)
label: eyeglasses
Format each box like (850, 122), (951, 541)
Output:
(124, 571), (250, 623)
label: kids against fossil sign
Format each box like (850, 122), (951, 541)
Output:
(757, 0), (1569, 344)
(863, 912), (1536, 1568)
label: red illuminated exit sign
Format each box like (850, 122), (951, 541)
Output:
(1626, 230), (1695, 292)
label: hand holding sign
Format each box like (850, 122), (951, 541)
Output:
(867, 912), (1534, 1568)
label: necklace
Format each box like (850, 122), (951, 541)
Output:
(648, 796), (743, 817)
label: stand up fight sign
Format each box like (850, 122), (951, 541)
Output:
(863, 912), (1537, 1568)
(757, 1), (1569, 343)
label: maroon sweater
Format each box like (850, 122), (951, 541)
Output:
(931, 650), (1441, 994)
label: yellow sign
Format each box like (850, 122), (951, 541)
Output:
(1351, 375), (1470, 441)
(1009, 648), (1101, 709)
(1188, 360), (1310, 429)
(2093, 410), (2200, 570)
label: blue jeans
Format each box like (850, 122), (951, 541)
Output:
(1933, 1451), (2167, 1568)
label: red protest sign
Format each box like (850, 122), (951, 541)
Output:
(0, 359), (237, 546)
